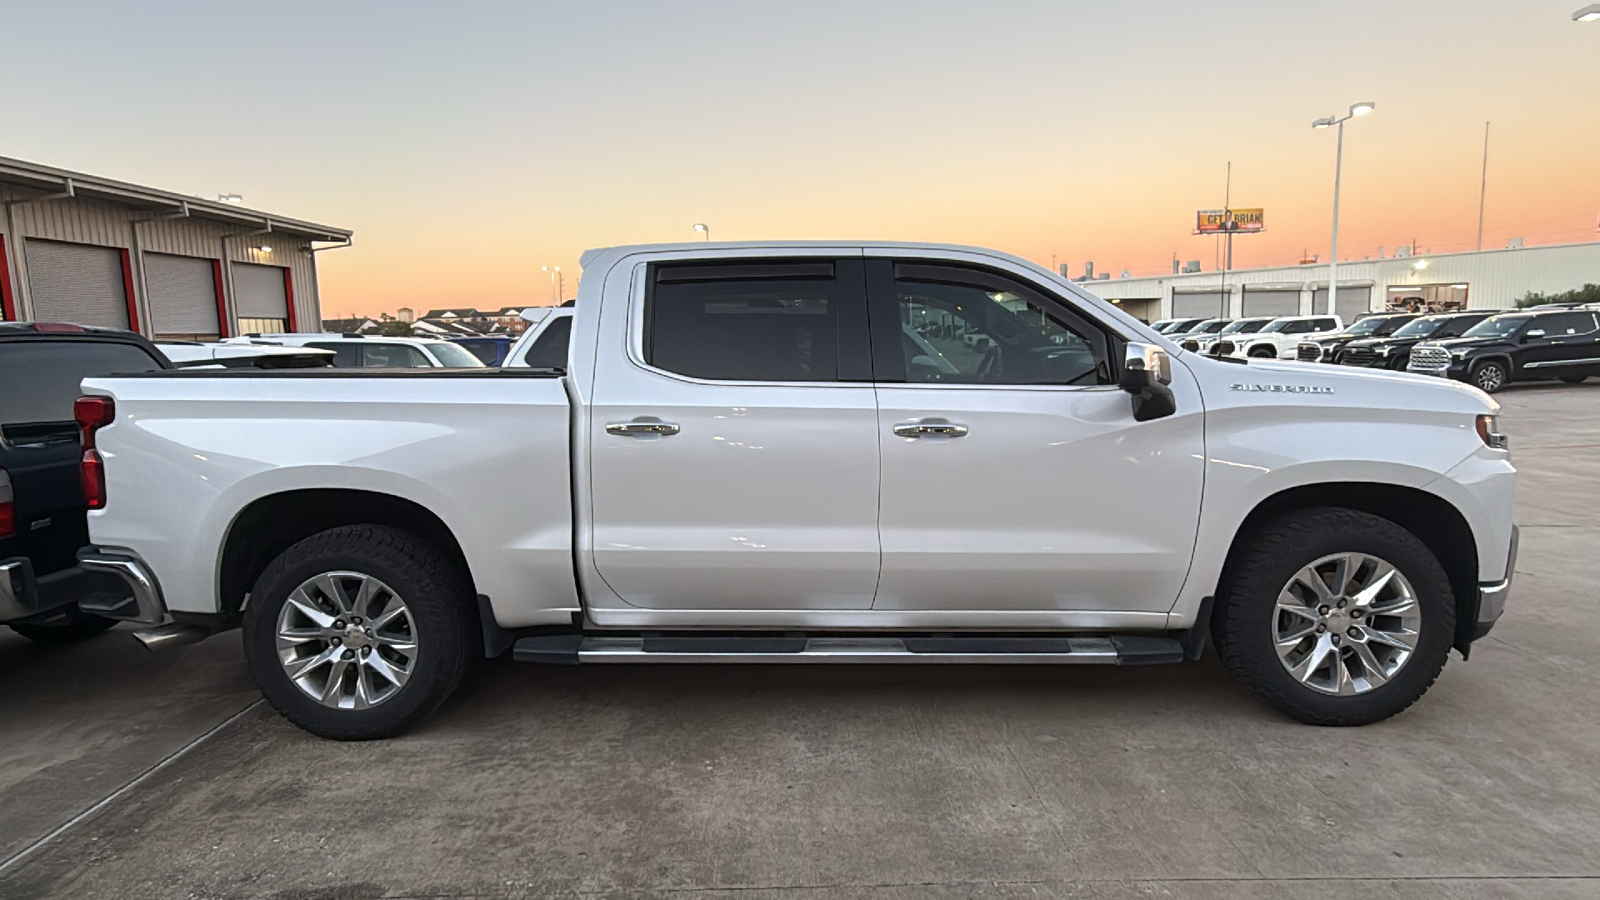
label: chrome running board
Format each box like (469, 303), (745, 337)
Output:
(512, 633), (1185, 666)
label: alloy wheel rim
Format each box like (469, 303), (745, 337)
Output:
(275, 571), (418, 710)
(1477, 365), (1503, 390)
(1272, 552), (1421, 696)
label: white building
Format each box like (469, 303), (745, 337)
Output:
(1, 156), (351, 340)
(1078, 241), (1600, 324)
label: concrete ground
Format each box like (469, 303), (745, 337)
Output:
(1, 382), (1597, 899)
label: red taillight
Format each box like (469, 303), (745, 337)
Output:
(75, 396), (115, 510)
(0, 468), (13, 538)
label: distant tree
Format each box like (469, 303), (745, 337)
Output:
(378, 321), (414, 337)
(1516, 284), (1600, 309)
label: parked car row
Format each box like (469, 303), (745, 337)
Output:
(1283, 305), (1600, 394)
(1154, 315), (1347, 360)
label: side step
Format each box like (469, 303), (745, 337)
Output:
(512, 633), (1184, 666)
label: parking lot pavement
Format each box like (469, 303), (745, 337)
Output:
(2, 384), (1599, 899)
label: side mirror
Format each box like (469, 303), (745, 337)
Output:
(1522, 329), (1545, 343)
(1120, 342), (1176, 422)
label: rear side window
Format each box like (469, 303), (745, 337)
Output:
(1537, 312), (1599, 335)
(524, 316), (572, 370)
(646, 262), (841, 382)
(0, 341), (162, 444)
(458, 341), (500, 365)
(305, 342), (361, 366)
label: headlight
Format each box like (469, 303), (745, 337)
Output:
(1376, 346), (1390, 356)
(1476, 414), (1508, 450)
(1451, 349), (1471, 359)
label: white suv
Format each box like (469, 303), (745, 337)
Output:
(223, 334), (486, 368)
(1217, 316), (1343, 359)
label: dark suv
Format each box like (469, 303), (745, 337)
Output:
(1, 323), (167, 644)
(1295, 313), (1418, 363)
(1407, 309), (1600, 392)
(1338, 311), (1497, 370)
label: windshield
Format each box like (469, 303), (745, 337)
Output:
(1259, 319), (1294, 333)
(1346, 317), (1393, 335)
(1462, 315), (1530, 339)
(1392, 316), (1444, 339)
(425, 342), (488, 368)
(1196, 319), (1230, 333)
(1220, 318), (1269, 334)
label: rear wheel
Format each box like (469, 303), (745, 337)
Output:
(242, 525), (476, 740)
(1212, 508), (1454, 726)
(1560, 374), (1588, 385)
(1471, 359), (1508, 393)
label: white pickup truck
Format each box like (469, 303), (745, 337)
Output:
(73, 242), (1517, 740)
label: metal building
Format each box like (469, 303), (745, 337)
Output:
(1079, 241), (1600, 324)
(0, 157), (351, 339)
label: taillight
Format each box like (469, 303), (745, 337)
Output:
(75, 396), (116, 510)
(0, 468), (13, 538)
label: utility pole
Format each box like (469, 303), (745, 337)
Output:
(1220, 162), (1232, 318)
(1476, 121), (1490, 251)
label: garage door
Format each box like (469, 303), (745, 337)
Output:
(146, 253), (220, 340)
(1172, 291), (1225, 319)
(1241, 289), (1300, 318)
(25, 239), (129, 329)
(1313, 286), (1373, 324)
(233, 263), (288, 332)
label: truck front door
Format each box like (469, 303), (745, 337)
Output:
(587, 257), (881, 610)
(865, 255), (1205, 616)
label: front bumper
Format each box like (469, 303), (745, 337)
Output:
(0, 556), (132, 623)
(1469, 524), (1518, 643)
(73, 549), (168, 626)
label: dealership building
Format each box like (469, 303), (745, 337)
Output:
(1078, 240), (1600, 324)
(0, 157), (350, 339)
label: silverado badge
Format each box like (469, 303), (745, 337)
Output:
(1230, 383), (1334, 395)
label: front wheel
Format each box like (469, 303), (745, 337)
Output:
(242, 525), (476, 740)
(1248, 346), (1277, 359)
(1212, 508), (1454, 726)
(1471, 359), (1508, 393)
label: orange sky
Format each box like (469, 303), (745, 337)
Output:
(4, 1), (1597, 316)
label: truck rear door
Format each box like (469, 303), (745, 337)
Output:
(586, 257), (881, 610)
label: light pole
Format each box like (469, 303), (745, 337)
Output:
(693, 223), (709, 242)
(540, 265), (562, 305)
(1312, 101), (1376, 317)
(1575, 5), (1600, 21)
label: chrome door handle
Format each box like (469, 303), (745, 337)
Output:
(606, 422), (681, 437)
(892, 422), (968, 438)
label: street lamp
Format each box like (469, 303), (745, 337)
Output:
(693, 223), (709, 242)
(1312, 101), (1377, 317)
(1575, 4), (1600, 22)
(540, 265), (562, 305)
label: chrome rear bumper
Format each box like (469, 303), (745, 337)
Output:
(75, 550), (167, 626)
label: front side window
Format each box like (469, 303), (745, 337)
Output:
(1464, 315), (1530, 339)
(891, 264), (1110, 386)
(1311, 318), (1338, 332)
(361, 343), (431, 367)
(646, 262), (841, 382)
(305, 342), (361, 366)
(424, 342), (487, 368)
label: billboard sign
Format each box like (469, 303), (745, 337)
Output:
(1196, 208), (1265, 234)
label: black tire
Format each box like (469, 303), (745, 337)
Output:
(1211, 508), (1455, 726)
(1471, 359), (1508, 393)
(242, 525), (476, 740)
(1248, 346), (1277, 359)
(1559, 374), (1588, 385)
(7, 604), (117, 646)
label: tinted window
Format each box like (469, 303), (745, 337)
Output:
(425, 342), (486, 368)
(1312, 318), (1337, 331)
(305, 342), (361, 366)
(525, 316), (572, 370)
(892, 265), (1110, 386)
(0, 341), (162, 444)
(1535, 312), (1598, 336)
(361, 343), (431, 367)
(647, 263), (840, 382)
(458, 341), (500, 365)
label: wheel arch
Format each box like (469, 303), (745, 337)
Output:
(1221, 482), (1480, 655)
(217, 488), (476, 624)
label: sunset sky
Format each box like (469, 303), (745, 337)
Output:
(4, 0), (1597, 316)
